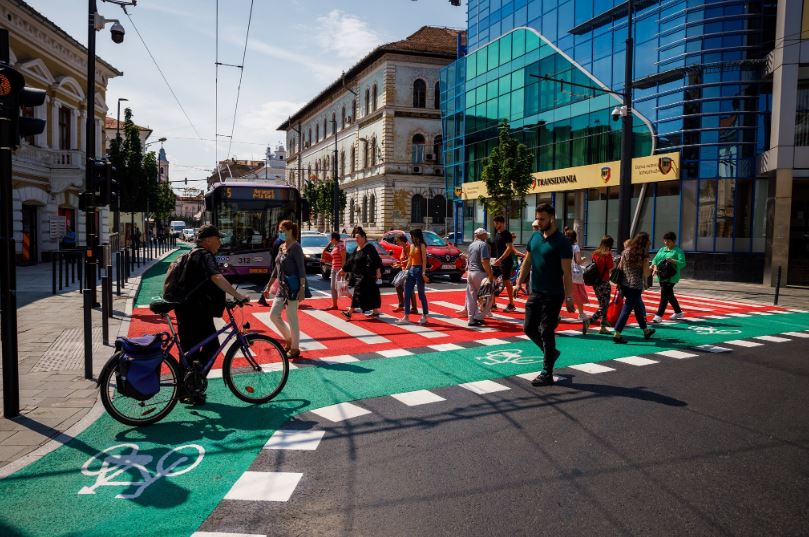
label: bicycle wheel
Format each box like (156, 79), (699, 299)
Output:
(99, 353), (180, 426)
(223, 333), (289, 404)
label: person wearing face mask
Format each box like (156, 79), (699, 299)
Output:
(263, 220), (306, 359)
(340, 227), (382, 320)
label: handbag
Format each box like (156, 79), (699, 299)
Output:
(606, 288), (624, 326)
(285, 274), (301, 296)
(571, 262), (584, 285)
(392, 270), (407, 288)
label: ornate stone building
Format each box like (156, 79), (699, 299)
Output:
(280, 26), (463, 236)
(1, 0), (121, 264)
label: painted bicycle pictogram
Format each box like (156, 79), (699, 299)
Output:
(79, 443), (204, 499)
(475, 348), (541, 366)
(687, 325), (741, 335)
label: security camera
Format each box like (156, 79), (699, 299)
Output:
(110, 21), (125, 44)
(612, 105), (627, 121)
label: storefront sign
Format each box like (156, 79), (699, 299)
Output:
(459, 181), (489, 200)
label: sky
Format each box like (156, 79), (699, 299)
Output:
(24, 0), (467, 189)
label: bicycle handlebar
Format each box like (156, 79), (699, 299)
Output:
(226, 297), (250, 308)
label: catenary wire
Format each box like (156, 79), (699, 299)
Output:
(225, 0), (255, 160)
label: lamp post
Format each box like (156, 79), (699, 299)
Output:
(113, 97), (127, 235)
(331, 117), (339, 232)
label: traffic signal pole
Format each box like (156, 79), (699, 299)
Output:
(83, 0), (98, 379)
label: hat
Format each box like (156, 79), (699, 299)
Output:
(197, 224), (223, 240)
(474, 227), (488, 237)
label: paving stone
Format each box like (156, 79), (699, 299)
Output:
(3, 430), (57, 447)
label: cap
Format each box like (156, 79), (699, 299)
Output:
(474, 227), (488, 237)
(197, 224), (223, 240)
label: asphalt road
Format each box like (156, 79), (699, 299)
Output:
(198, 337), (809, 537)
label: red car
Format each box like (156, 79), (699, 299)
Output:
(379, 230), (465, 282)
(320, 239), (400, 284)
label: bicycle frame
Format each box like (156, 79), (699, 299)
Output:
(160, 305), (251, 377)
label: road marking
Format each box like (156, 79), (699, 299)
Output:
(656, 350), (699, 359)
(303, 309), (390, 345)
(207, 361), (299, 379)
(428, 343), (465, 352)
(310, 402), (371, 422)
(263, 429), (326, 451)
(192, 532), (266, 537)
(391, 390), (446, 406)
(253, 312), (327, 351)
(426, 311), (496, 332)
(224, 471), (302, 502)
(614, 356), (659, 366)
(702, 315), (728, 319)
(319, 354), (359, 364)
(377, 348), (413, 358)
(782, 331), (809, 338)
(569, 363), (615, 374)
(377, 313), (448, 339)
(478, 338), (509, 346)
(516, 334), (531, 340)
(725, 339), (764, 347)
(725, 313), (752, 318)
(435, 300), (521, 324)
(459, 380), (511, 394)
(788, 308), (808, 313)
(514, 371), (562, 382)
(750, 311), (775, 315)
(558, 329), (582, 336)
(693, 345), (732, 353)
(753, 335), (791, 343)
(772, 310), (792, 314)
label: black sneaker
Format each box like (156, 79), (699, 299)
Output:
(644, 328), (656, 340)
(613, 335), (628, 344)
(257, 295), (269, 307)
(504, 304), (517, 313)
(468, 319), (484, 327)
(180, 393), (206, 406)
(531, 372), (555, 386)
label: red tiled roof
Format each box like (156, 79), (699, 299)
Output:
(104, 117), (153, 134)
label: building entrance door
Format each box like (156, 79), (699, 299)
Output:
(21, 204), (38, 265)
(788, 180), (809, 286)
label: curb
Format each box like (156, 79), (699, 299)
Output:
(0, 248), (180, 480)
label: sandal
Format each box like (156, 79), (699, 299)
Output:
(341, 310), (352, 320)
(287, 349), (301, 359)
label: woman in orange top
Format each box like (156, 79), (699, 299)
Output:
(397, 228), (429, 325)
(392, 233), (419, 314)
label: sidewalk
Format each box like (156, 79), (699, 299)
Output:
(668, 279), (809, 309)
(0, 247), (183, 471)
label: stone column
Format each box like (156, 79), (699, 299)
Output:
(50, 100), (60, 150)
(69, 108), (78, 151)
(764, 169), (793, 286)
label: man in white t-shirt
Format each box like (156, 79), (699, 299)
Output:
(465, 228), (496, 326)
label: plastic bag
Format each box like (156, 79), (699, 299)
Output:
(337, 278), (351, 298)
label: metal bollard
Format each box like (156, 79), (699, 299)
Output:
(101, 275), (109, 345)
(774, 266), (782, 306)
(52, 255), (57, 294)
(83, 289), (93, 380)
(58, 252), (63, 290)
(115, 251), (122, 296)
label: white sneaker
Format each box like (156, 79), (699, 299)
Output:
(418, 315), (428, 325)
(670, 312), (685, 320)
(395, 317), (410, 325)
(651, 315), (662, 324)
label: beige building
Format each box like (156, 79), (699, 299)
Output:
(174, 188), (204, 224)
(280, 26), (463, 235)
(1, 0), (121, 264)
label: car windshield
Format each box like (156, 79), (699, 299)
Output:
(301, 235), (329, 247)
(404, 231), (446, 247)
(345, 239), (386, 255)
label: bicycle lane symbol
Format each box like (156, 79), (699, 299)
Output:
(687, 325), (741, 335)
(79, 443), (205, 499)
(475, 349), (542, 366)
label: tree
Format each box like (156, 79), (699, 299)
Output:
(316, 180), (346, 230)
(302, 180), (319, 226)
(153, 182), (177, 225)
(114, 108), (146, 214)
(479, 120), (534, 223)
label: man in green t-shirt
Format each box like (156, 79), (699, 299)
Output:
(516, 203), (575, 386)
(651, 231), (687, 323)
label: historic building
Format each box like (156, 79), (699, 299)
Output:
(174, 188), (204, 224)
(1, 0), (121, 264)
(441, 0), (792, 284)
(280, 26), (464, 236)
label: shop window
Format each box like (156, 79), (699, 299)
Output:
(653, 181), (681, 248)
(413, 79), (427, 108)
(733, 178), (754, 253)
(715, 178), (735, 251)
(411, 194), (427, 223)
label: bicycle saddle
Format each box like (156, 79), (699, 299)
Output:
(149, 298), (179, 314)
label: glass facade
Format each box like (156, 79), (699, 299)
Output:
(442, 0), (776, 254)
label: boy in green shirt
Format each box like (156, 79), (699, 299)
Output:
(651, 231), (686, 323)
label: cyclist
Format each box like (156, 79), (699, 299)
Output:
(175, 224), (249, 405)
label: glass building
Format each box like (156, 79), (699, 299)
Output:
(441, 0), (778, 282)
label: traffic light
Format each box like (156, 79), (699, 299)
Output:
(0, 64), (46, 149)
(88, 159), (116, 206)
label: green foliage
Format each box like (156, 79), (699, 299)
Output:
(303, 179), (346, 228)
(480, 120), (534, 222)
(153, 182), (177, 222)
(302, 180), (318, 224)
(109, 108), (147, 213)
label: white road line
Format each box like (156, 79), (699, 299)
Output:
(725, 339), (764, 348)
(310, 402), (371, 422)
(656, 350), (699, 359)
(224, 471), (303, 502)
(459, 380), (511, 394)
(702, 315), (729, 320)
(263, 429), (325, 451)
(771, 310), (792, 314)
(377, 313), (448, 339)
(391, 390), (446, 406)
(725, 313), (752, 318)
(557, 329), (582, 337)
(788, 308), (808, 313)
(516, 334), (531, 339)
(428, 343), (465, 352)
(192, 532), (266, 537)
(514, 371), (562, 382)
(253, 312), (327, 351)
(693, 345), (732, 353)
(753, 335), (791, 343)
(782, 331), (809, 338)
(750, 311), (775, 315)
(478, 338), (509, 346)
(614, 356), (659, 366)
(303, 309), (390, 345)
(569, 363), (615, 374)
(377, 348), (414, 357)
(434, 300), (522, 324)
(319, 354), (359, 364)
(427, 311), (496, 332)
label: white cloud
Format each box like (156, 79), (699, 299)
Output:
(313, 10), (386, 61)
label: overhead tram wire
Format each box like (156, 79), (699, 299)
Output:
(122, 10), (202, 139)
(215, 0), (219, 166)
(225, 0), (255, 160)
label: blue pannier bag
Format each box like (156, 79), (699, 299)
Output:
(114, 333), (168, 401)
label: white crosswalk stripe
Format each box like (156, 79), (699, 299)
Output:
(253, 312), (327, 351)
(391, 390), (446, 406)
(753, 335), (791, 343)
(303, 309), (390, 345)
(725, 339), (763, 347)
(656, 350), (699, 359)
(376, 313), (448, 339)
(693, 345), (732, 353)
(569, 363), (615, 374)
(311, 402), (372, 422)
(459, 380), (510, 394)
(263, 429), (325, 451)
(614, 356), (658, 366)
(224, 471), (303, 502)
(782, 331), (809, 338)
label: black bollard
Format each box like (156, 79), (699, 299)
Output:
(106, 261), (113, 318)
(83, 289), (93, 380)
(52, 254), (57, 294)
(774, 266), (782, 306)
(115, 251), (122, 296)
(58, 252), (63, 290)
(101, 275), (109, 346)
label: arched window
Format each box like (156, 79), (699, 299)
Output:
(433, 135), (443, 164)
(363, 140), (369, 169)
(341, 106), (346, 129)
(370, 137), (377, 167)
(434, 81), (440, 109)
(411, 134), (425, 164)
(430, 194), (447, 224)
(413, 79), (426, 108)
(372, 84), (378, 110)
(350, 145), (356, 173)
(316, 124), (320, 143)
(365, 88), (370, 115)
(362, 195), (368, 223)
(369, 193), (376, 223)
(340, 150), (346, 176)
(331, 112), (336, 134)
(411, 194), (427, 223)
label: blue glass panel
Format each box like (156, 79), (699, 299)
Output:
(594, 32), (612, 59)
(559, 1), (574, 32)
(511, 88), (525, 119)
(512, 68), (525, 89)
(499, 74), (512, 94)
(542, 9), (558, 41)
(574, 0), (593, 26)
(499, 33), (513, 64)
(528, 0), (541, 20)
(513, 29), (526, 57)
(593, 55), (611, 86)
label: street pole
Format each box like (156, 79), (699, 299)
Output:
(332, 117), (339, 233)
(0, 29), (20, 417)
(617, 0), (634, 251)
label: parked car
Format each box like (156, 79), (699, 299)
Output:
(444, 230), (464, 244)
(181, 228), (195, 241)
(300, 233), (330, 272)
(321, 239), (399, 283)
(379, 229), (466, 282)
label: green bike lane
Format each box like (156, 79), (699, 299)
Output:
(0, 254), (807, 536)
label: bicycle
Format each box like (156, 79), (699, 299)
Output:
(98, 297), (289, 426)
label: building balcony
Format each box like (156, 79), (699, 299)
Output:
(14, 145), (85, 172)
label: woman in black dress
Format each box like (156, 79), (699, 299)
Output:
(340, 227), (382, 320)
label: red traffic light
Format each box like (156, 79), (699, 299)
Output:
(0, 66), (24, 97)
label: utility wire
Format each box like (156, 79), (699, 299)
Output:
(226, 0), (255, 159)
(123, 10), (202, 139)
(215, 0), (219, 165)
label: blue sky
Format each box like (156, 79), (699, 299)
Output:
(25, 0), (466, 187)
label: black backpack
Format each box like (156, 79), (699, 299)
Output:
(162, 248), (208, 303)
(582, 262), (601, 285)
(657, 258), (676, 280)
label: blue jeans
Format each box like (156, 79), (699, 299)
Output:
(404, 267), (428, 315)
(614, 286), (648, 332)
